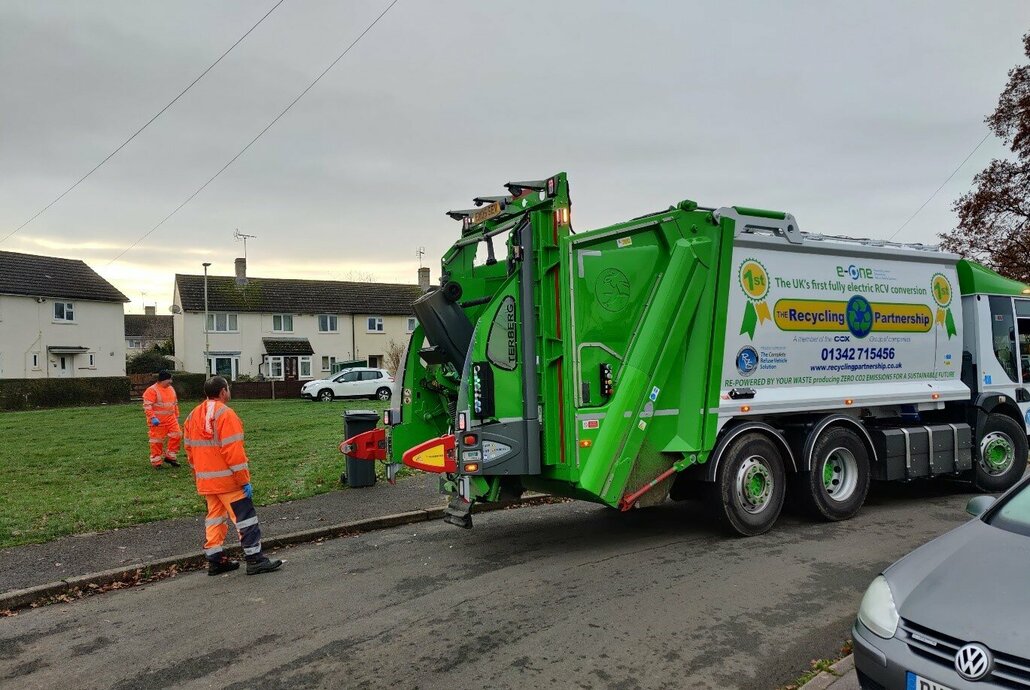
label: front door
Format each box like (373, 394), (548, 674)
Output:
(56, 355), (73, 378)
(1016, 299), (1030, 433)
(284, 356), (299, 381)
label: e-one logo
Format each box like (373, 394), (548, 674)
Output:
(837, 264), (873, 280)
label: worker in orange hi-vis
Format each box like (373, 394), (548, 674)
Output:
(183, 376), (283, 576)
(143, 370), (181, 468)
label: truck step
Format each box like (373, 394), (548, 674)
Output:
(443, 496), (473, 529)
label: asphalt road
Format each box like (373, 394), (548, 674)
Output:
(0, 482), (981, 690)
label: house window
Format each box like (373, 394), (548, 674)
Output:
(367, 316), (384, 333)
(31, 353), (39, 370)
(321, 355), (337, 372)
(128, 339), (143, 349)
(272, 314), (293, 332)
(407, 317), (417, 333)
(300, 356), (312, 378)
(88, 353), (95, 368)
(54, 302), (75, 322)
(268, 356), (283, 379)
(206, 313), (239, 332)
(209, 356), (240, 380)
(318, 315), (338, 332)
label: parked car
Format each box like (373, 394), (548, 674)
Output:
(301, 368), (394, 402)
(854, 475), (1030, 689)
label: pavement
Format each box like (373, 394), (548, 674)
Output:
(798, 656), (858, 690)
(0, 473), (447, 597)
(0, 479), (980, 689)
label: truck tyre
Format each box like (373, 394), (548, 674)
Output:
(798, 426), (870, 522)
(972, 413), (1028, 492)
(705, 433), (786, 537)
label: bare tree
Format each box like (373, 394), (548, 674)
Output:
(329, 270), (378, 283)
(940, 32), (1030, 283)
(383, 339), (406, 375)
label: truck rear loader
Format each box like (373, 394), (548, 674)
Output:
(343, 173), (1030, 536)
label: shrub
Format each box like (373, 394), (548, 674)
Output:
(0, 377), (131, 411)
(170, 372), (206, 400)
(127, 349), (175, 374)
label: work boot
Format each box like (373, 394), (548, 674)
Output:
(207, 556), (240, 576)
(246, 556), (283, 576)
(163, 457), (180, 468)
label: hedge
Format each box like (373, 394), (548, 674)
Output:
(0, 376), (131, 411)
(170, 372), (207, 400)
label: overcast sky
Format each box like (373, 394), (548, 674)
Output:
(1, 1), (1027, 314)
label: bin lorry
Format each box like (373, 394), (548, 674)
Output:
(343, 173), (1030, 536)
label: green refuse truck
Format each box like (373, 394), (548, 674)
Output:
(342, 173), (1030, 535)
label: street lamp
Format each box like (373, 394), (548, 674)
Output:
(202, 262), (211, 375)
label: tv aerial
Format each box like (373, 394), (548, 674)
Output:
(234, 228), (257, 259)
(416, 246), (426, 268)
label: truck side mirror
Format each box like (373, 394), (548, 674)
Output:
(966, 495), (996, 517)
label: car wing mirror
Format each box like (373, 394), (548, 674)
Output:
(966, 495), (996, 517)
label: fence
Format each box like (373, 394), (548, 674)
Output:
(129, 374), (304, 401)
(129, 373), (206, 400)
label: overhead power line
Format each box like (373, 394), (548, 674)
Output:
(107, 0), (400, 265)
(0, 0), (286, 247)
(888, 132), (991, 241)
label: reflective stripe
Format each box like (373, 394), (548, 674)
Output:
(229, 462), (249, 473)
(150, 455), (163, 464)
(204, 546), (224, 556)
(205, 516), (228, 527)
(184, 438), (219, 447)
(167, 432), (182, 439)
(213, 406), (228, 420)
(220, 433), (244, 446)
(235, 517), (259, 529)
(153, 402), (176, 408)
(243, 544), (262, 555)
(195, 469), (233, 479)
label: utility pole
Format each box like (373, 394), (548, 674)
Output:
(202, 262), (211, 375)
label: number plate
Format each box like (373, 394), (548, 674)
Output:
(906, 672), (954, 690)
(470, 202), (502, 225)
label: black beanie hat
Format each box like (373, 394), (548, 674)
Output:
(158, 370), (172, 381)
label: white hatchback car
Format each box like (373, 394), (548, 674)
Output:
(301, 368), (394, 402)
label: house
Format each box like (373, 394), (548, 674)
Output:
(0, 250), (129, 379)
(125, 307), (174, 352)
(171, 259), (425, 380)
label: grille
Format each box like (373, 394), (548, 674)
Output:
(900, 619), (1030, 689)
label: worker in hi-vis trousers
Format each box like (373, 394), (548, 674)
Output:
(183, 376), (282, 576)
(143, 370), (181, 468)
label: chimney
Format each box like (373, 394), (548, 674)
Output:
(235, 258), (248, 287)
(144, 305), (156, 316)
(418, 266), (431, 292)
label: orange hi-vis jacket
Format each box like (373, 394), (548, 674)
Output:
(183, 400), (252, 495)
(143, 383), (179, 421)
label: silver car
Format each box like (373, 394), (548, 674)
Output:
(854, 476), (1030, 689)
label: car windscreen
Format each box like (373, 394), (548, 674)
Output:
(987, 478), (1030, 538)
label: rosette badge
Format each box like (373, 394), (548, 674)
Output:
(738, 259), (771, 339)
(931, 273), (957, 338)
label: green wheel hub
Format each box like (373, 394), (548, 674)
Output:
(980, 431), (1015, 475)
(736, 456), (774, 514)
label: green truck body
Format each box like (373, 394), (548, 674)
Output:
(345, 173), (1030, 534)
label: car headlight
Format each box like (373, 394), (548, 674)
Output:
(858, 575), (899, 639)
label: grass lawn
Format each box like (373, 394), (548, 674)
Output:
(0, 398), (391, 549)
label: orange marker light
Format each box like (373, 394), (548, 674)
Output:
(463, 463), (479, 473)
(579, 439), (593, 448)
(740, 405), (751, 413)
(931, 393), (940, 400)
(844, 399), (854, 406)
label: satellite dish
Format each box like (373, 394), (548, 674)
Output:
(169, 305), (182, 314)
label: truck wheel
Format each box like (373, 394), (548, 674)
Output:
(318, 389), (334, 402)
(972, 413), (1028, 492)
(705, 433), (786, 536)
(799, 426), (870, 521)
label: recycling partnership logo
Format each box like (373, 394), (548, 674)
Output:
(846, 295), (873, 338)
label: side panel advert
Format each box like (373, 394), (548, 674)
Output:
(721, 247), (962, 392)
